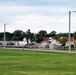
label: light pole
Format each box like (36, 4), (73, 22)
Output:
(4, 23), (9, 49)
(35, 33), (36, 44)
(4, 23), (6, 49)
(69, 11), (76, 54)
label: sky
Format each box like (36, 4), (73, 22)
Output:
(0, 0), (76, 33)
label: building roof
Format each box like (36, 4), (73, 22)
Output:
(42, 37), (53, 42)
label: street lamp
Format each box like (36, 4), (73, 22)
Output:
(35, 33), (36, 44)
(4, 23), (9, 49)
(69, 11), (76, 54)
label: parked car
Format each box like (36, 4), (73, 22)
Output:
(6, 43), (14, 45)
(0, 43), (3, 45)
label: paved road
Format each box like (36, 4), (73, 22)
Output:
(2, 47), (76, 54)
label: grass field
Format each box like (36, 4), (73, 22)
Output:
(0, 49), (76, 75)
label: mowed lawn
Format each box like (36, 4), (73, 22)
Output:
(0, 49), (76, 75)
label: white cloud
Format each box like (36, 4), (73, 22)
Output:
(0, 4), (76, 33)
(0, 5), (72, 15)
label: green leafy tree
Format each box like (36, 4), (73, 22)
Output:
(1, 37), (8, 41)
(12, 30), (25, 41)
(11, 35), (17, 41)
(38, 30), (47, 37)
(0, 33), (4, 40)
(49, 31), (56, 37)
(50, 31), (56, 35)
(74, 32), (76, 40)
(31, 33), (38, 43)
(58, 37), (67, 46)
(36, 33), (42, 43)
(56, 33), (68, 40)
(30, 33), (34, 42)
(6, 32), (13, 40)
(13, 30), (23, 36)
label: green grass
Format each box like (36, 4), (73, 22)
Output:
(0, 49), (76, 75)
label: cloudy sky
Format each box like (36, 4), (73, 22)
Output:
(0, 0), (76, 33)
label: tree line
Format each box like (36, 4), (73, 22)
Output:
(0, 29), (76, 44)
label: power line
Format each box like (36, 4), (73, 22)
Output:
(31, 13), (68, 29)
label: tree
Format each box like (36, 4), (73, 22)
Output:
(11, 35), (17, 41)
(30, 33), (34, 42)
(38, 30), (47, 37)
(74, 32), (76, 40)
(56, 33), (68, 40)
(1, 37), (8, 41)
(0, 32), (13, 41)
(58, 37), (67, 46)
(49, 31), (56, 36)
(12, 30), (25, 41)
(6, 32), (13, 40)
(0, 33), (4, 40)
(48, 31), (57, 39)
(36, 33), (42, 43)
(13, 30), (24, 36)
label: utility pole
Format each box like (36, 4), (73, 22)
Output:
(69, 11), (76, 54)
(4, 23), (6, 49)
(4, 23), (9, 49)
(35, 33), (36, 44)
